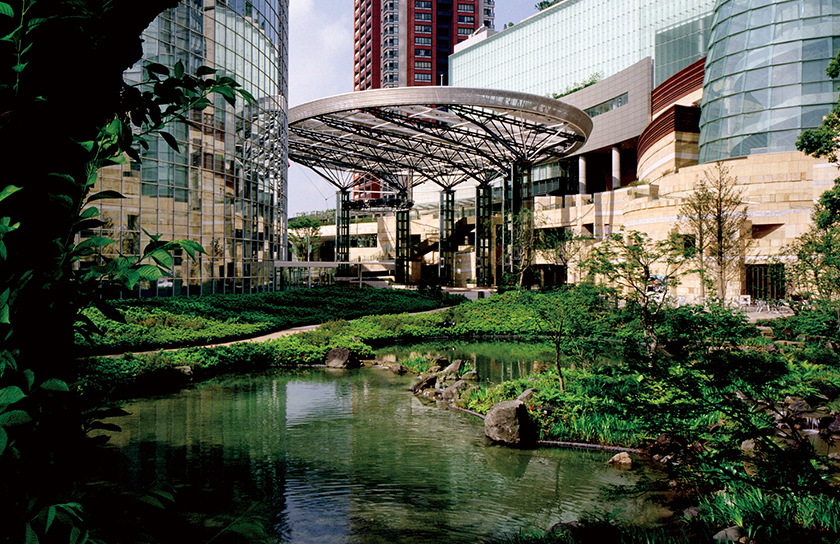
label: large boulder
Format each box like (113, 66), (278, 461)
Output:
(484, 400), (536, 447)
(325, 347), (361, 369)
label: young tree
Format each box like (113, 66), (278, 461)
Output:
(289, 216), (323, 261)
(585, 228), (690, 350)
(534, 226), (593, 285)
(526, 284), (611, 392)
(781, 202), (840, 328)
(679, 176), (714, 299)
(681, 162), (750, 301)
(536, 0), (560, 10)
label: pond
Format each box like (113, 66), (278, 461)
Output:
(374, 340), (558, 383)
(103, 368), (664, 543)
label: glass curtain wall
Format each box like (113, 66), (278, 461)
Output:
(450, 0), (715, 96)
(94, 0), (288, 297)
(699, 0), (840, 162)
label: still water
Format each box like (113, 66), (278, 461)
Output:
(375, 340), (557, 383)
(106, 368), (658, 543)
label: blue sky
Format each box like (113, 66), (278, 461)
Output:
(287, 1), (540, 216)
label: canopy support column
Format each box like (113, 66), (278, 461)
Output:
(475, 183), (492, 287)
(438, 188), (455, 286)
(395, 192), (411, 284)
(336, 189), (350, 276)
(505, 161), (533, 284)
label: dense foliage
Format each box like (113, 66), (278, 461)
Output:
(75, 286), (464, 354)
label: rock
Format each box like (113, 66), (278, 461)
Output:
(427, 365), (442, 374)
(756, 326), (774, 339)
(409, 373), (438, 393)
(324, 347), (361, 369)
(762, 342), (778, 353)
(828, 415), (840, 433)
(174, 365), (192, 376)
(682, 506), (701, 521)
(712, 526), (744, 543)
(484, 400), (536, 447)
(607, 452), (632, 467)
(461, 370), (479, 381)
(390, 364), (407, 375)
(442, 380), (468, 402)
(789, 399), (812, 413)
(441, 359), (462, 377)
(517, 388), (538, 404)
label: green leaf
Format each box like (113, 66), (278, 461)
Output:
(149, 248), (173, 268)
(0, 385), (24, 405)
(25, 523), (38, 544)
(11, 62), (26, 73)
(146, 63), (169, 77)
(0, 409), (32, 426)
(138, 495), (164, 509)
(80, 207), (101, 219)
(0, 3), (13, 17)
(75, 237), (114, 250)
(0, 427), (7, 456)
(136, 265), (164, 281)
(0, 185), (20, 202)
(40, 379), (69, 392)
(173, 60), (184, 79)
(87, 190), (125, 203)
(22, 369), (34, 391)
(44, 506), (56, 533)
(196, 65), (216, 77)
(88, 421), (121, 432)
(159, 131), (180, 152)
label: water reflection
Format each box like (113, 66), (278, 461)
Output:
(375, 341), (556, 383)
(105, 369), (657, 543)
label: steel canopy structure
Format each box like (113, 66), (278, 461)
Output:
(288, 87), (592, 285)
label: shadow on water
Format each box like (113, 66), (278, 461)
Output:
(95, 368), (664, 543)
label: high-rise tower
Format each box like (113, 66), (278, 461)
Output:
(354, 0), (494, 91)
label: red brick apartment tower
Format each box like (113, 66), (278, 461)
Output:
(352, 0), (494, 197)
(354, 0), (381, 91)
(354, 0), (494, 90)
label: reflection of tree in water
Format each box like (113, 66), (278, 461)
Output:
(100, 371), (661, 542)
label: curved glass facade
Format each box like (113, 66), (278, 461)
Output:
(699, 0), (840, 163)
(95, 0), (288, 296)
(450, 0), (715, 96)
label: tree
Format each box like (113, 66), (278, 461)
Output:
(289, 216), (323, 261)
(0, 1), (252, 540)
(781, 197), (840, 330)
(680, 162), (749, 301)
(534, 226), (593, 285)
(679, 176), (714, 299)
(585, 228), (690, 351)
(536, 1), (560, 11)
(526, 284), (612, 392)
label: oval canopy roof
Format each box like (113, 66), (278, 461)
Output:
(288, 87), (592, 189)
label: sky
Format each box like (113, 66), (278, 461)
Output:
(287, 1), (540, 217)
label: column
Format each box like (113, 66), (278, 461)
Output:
(336, 190), (350, 276)
(475, 183), (492, 287)
(611, 145), (621, 191)
(439, 188), (455, 286)
(578, 155), (587, 195)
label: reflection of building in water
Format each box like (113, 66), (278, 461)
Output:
(91, 0), (288, 296)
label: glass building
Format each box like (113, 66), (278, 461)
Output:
(699, 0), (840, 162)
(94, 0), (288, 296)
(450, 0), (715, 96)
